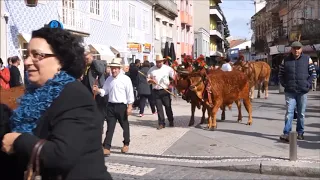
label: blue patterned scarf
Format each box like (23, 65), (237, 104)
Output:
(10, 71), (75, 133)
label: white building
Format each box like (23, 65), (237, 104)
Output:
(194, 27), (210, 58)
(254, 0), (266, 13)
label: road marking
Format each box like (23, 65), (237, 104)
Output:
(106, 162), (155, 176)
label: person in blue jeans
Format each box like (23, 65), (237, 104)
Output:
(278, 41), (317, 142)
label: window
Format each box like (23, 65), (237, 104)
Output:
(305, 6), (313, 19)
(129, 4), (136, 28)
(155, 20), (160, 40)
(90, 0), (100, 16)
(167, 24), (173, 38)
(111, 0), (120, 23)
(142, 10), (149, 32)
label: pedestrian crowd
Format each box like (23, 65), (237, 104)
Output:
(0, 25), (318, 180)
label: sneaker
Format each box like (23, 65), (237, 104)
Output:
(279, 134), (289, 142)
(297, 133), (304, 140)
(137, 114), (144, 117)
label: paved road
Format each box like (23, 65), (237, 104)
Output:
(103, 90), (320, 178)
(106, 158), (318, 180)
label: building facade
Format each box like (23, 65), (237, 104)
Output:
(251, 0), (320, 67)
(194, 27), (210, 58)
(175, 0), (193, 63)
(153, 0), (178, 61)
(0, 0), (158, 71)
(209, 0), (230, 65)
(125, 0), (153, 63)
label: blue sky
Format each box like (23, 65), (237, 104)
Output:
(220, 1), (255, 39)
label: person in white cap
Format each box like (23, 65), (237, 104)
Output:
(93, 58), (134, 156)
(147, 54), (176, 130)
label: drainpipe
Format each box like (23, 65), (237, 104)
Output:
(151, 3), (156, 62)
(0, 1), (8, 64)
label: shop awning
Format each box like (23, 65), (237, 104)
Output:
(89, 44), (115, 63)
(19, 33), (32, 43)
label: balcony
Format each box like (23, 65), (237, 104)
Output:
(187, 14), (193, 26)
(154, 0), (178, 18)
(180, 11), (188, 24)
(266, 0), (280, 13)
(210, 29), (223, 39)
(210, 6), (223, 21)
(58, 7), (90, 35)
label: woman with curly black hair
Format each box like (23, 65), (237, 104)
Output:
(1, 27), (112, 179)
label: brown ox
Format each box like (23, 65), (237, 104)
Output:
(233, 60), (271, 100)
(188, 69), (252, 129)
(0, 86), (25, 110)
(175, 67), (210, 126)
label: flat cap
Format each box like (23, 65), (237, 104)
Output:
(291, 41), (303, 47)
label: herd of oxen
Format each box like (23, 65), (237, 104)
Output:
(173, 57), (271, 130)
(0, 57), (271, 131)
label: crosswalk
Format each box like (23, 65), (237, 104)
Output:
(105, 162), (155, 176)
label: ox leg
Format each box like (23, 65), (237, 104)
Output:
(221, 106), (226, 121)
(209, 103), (221, 130)
(200, 105), (207, 124)
(264, 80), (269, 99)
(257, 82), (261, 98)
(250, 86), (255, 100)
(243, 98), (253, 125)
(189, 102), (196, 126)
(235, 100), (242, 123)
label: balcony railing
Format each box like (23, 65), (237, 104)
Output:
(58, 7), (90, 34)
(154, 0), (178, 17)
(210, 29), (223, 39)
(210, 6), (223, 21)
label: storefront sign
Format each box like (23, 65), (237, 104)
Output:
(127, 43), (141, 53)
(143, 43), (151, 53)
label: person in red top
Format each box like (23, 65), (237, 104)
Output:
(0, 58), (10, 89)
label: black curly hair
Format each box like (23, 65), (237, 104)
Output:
(31, 27), (85, 79)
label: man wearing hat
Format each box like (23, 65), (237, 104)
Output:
(93, 58), (134, 155)
(278, 41), (317, 142)
(147, 54), (176, 130)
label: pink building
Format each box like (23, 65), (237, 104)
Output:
(176, 0), (194, 64)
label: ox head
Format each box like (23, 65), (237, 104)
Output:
(188, 72), (205, 92)
(175, 69), (191, 94)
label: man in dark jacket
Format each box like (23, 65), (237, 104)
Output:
(278, 41), (317, 141)
(9, 56), (22, 88)
(82, 47), (108, 120)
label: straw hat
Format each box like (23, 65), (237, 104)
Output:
(109, 58), (122, 67)
(155, 54), (165, 61)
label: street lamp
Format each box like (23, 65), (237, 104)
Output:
(25, 0), (38, 7)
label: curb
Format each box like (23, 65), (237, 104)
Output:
(107, 152), (320, 178)
(202, 161), (320, 178)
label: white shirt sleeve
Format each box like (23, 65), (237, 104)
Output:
(126, 77), (135, 104)
(168, 66), (175, 79)
(99, 77), (109, 97)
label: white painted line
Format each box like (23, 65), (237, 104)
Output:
(105, 162), (155, 176)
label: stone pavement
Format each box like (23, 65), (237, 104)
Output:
(103, 90), (320, 177)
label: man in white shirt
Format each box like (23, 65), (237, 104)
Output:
(221, 58), (233, 72)
(147, 54), (176, 130)
(93, 58), (134, 156)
